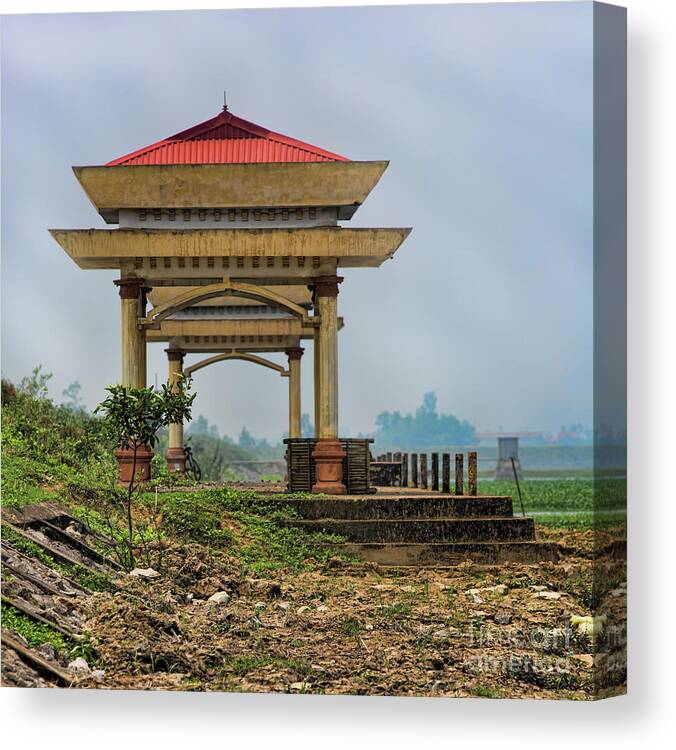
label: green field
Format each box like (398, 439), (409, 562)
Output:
(477, 478), (626, 528)
(478, 478), (626, 512)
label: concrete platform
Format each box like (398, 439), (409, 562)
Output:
(288, 517), (536, 543)
(280, 494), (514, 520)
(275, 487), (557, 566)
(337, 541), (560, 566)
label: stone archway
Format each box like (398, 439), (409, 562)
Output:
(143, 281), (313, 328)
(184, 351), (289, 378)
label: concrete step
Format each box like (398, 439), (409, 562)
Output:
(336, 541), (560, 566)
(280, 495), (513, 520)
(287, 516), (535, 543)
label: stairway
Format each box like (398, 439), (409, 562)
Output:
(281, 490), (559, 566)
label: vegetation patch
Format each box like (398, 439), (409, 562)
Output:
(1, 602), (69, 653)
(341, 618), (364, 636)
(150, 488), (345, 573)
(2, 524), (117, 593)
(478, 478), (626, 514)
(534, 511), (627, 529)
(1, 370), (115, 509)
(381, 600), (412, 621)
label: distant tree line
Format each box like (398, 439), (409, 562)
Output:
(187, 415), (282, 459)
(175, 414), (283, 481)
(369, 392), (476, 450)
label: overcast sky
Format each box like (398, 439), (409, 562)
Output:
(1, 2), (594, 440)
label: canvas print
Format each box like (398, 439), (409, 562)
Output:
(0, 2), (626, 699)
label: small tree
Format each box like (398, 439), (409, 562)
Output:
(238, 426), (256, 448)
(62, 380), (85, 413)
(19, 365), (52, 399)
(95, 375), (195, 568)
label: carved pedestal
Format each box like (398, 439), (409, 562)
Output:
(311, 438), (347, 494)
(166, 447), (186, 476)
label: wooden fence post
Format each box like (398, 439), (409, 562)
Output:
(411, 453), (418, 488)
(442, 453), (450, 493)
(431, 453), (439, 491)
(468, 451), (478, 496)
(402, 453), (409, 487)
(455, 453), (464, 495)
(393, 451), (402, 486)
(420, 454), (428, 490)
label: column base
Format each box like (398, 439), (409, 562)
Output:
(114, 445), (154, 484)
(311, 438), (347, 494)
(166, 447), (186, 476)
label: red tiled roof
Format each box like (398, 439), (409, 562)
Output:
(105, 108), (349, 166)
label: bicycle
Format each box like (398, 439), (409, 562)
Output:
(184, 440), (202, 482)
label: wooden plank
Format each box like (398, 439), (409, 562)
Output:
(3, 522), (89, 569)
(1, 595), (79, 639)
(0, 550), (82, 598)
(1, 632), (74, 686)
(37, 520), (122, 570)
(2, 502), (73, 527)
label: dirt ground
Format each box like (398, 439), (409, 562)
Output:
(46, 525), (623, 700)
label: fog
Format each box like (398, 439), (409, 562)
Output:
(1, 3), (593, 440)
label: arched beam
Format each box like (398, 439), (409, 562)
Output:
(184, 352), (289, 378)
(142, 281), (314, 328)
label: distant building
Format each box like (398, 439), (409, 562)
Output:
(476, 431), (543, 445)
(495, 436), (523, 480)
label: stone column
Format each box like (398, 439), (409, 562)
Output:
(114, 277), (147, 388)
(139, 285), (151, 387)
(166, 348), (186, 475)
(286, 347), (303, 439)
(313, 325), (322, 438)
(311, 276), (346, 494)
(113, 277), (151, 483)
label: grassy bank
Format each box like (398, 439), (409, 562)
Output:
(1, 380), (345, 575)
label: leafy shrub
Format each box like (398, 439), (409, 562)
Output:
(1, 374), (114, 507)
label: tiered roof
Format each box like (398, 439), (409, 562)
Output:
(106, 108), (349, 166)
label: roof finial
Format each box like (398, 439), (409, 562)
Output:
(223, 90), (228, 112)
